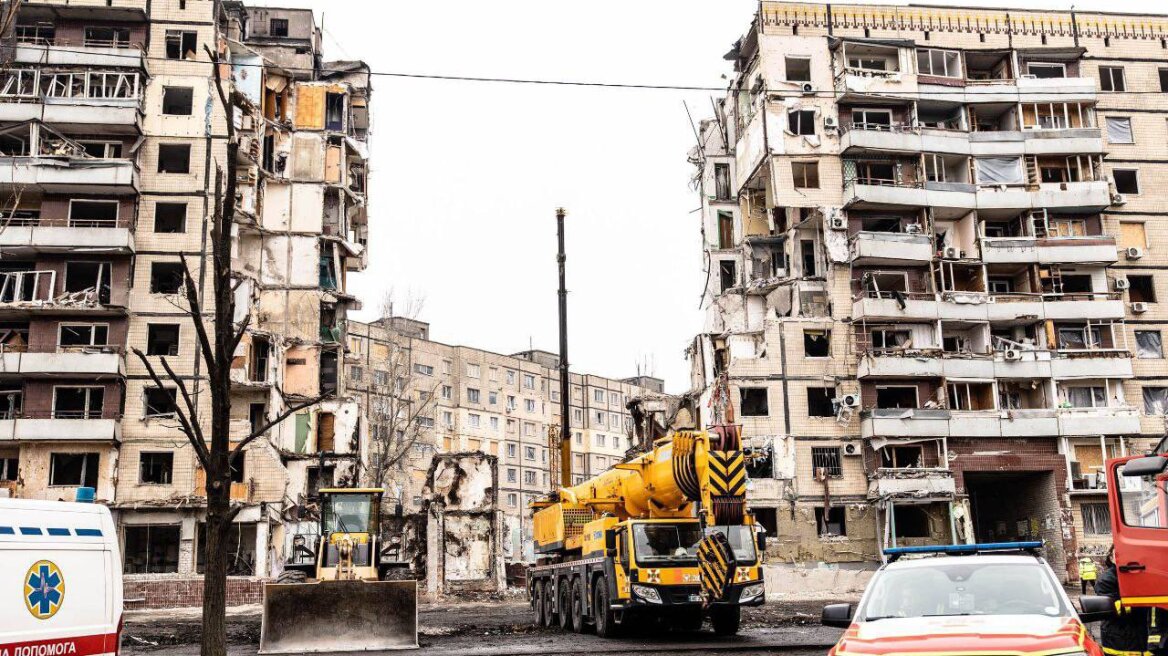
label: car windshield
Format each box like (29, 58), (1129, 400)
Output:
(860, 562), (1067, 620)
(705, 526), (758, 563)
(322, 494), (373, 535)
(632, 523), (702, 563)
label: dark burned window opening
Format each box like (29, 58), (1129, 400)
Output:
(804, 330), (830, 357)
(815, 506), (846, 537)
(139, 452), (173, 485)
(150, 262), (185, 294)
(157, 144), (191, 174)
(740, 387), (769, 416)
(144, 388), (178, 417)
(146, 324), (180, 356)
(154, 202), (187, 233)
(807, 387), (836, 417)
(124, 525), (181, 574)
(162, 86), (194, 115)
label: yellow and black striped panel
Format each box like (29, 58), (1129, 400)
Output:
(697, 530), (736, 602)
(707, 450), (746, 498)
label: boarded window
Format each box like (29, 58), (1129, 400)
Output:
(295, 86), (326, 129)
(318, 412), (335, 452)
(1119, 222), (1146, 250)
(740, 388), (769, 416)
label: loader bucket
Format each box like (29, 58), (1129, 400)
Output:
(259, 579), (418, 653)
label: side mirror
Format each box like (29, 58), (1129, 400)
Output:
(1123, 455), (1168, 477)
(822, 603), (854, 628)
(756, 530), (767, 553)
(1079, 595), (1117, 623)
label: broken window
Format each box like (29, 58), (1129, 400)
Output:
(946, 382), (995, 410)
(146, 324), (180, 356)
(15, 23), (55, 45)
(714, 163), (731, 200)
(80, 141), (123, 158)
(59, 324), (109, 348)
(881, 445), (924, 468)
(1082, 503), (1112, 535)
(1113, 169), (1140, 195)
(124, 525), (180, 574)
(718, 260), (737, 292)
(804, 330), (830, 357)
(249, 403), (266, 436)
(320, 348), (339, 395)
(1136, 331), (1163, 359)
(871, 328), (911, 349)
(250, 336), (270, 382)
(150, 262), (185, 294)
(876, 386), (918, 409)
(270, 18), (289, 37)
(788, 110), (816, 136)
(144, 388), (178, 417)
(325, 93), (345, 131)
(307, 466), (335, 499)
(196, 522), (256, 575)
(154, 202), (187, 233)
(893, 505), (932, 538)
(1143, 387), (1168, 415)
(754, 507), (778, 536)
(740, 388), (769, 416)
(230, 452), (245, 483)
(139, 452), (174, 484)
(1129, 274), (1156, 303)
(800, 240), (817, 277)
(54, 386), (104, 419)
(917, 48), (961, 78)
(792, 161), (820, 188)
(807, 387), (836, 417)
(0, 456), (17, 481)
(157, 144), (191, 173)
(1099, 66), (1126, 92)
(165, 30), (197, 60)
(162, 86), (194, 115)
(84, 26), (130, 47)
(815, 506), (846, 537)
(785, 57), (812, 82)
(1065, 386), (1106, 408)
(49, 452), (99, 487)
(812, 447), (842, 478)
(69, 200), (119, 227)
(0, 385), (23, 420)
(319, 245), (338, 290)
(65, 262), (112, 304)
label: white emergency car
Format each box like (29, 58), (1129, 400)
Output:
(0, 498), (123, 656)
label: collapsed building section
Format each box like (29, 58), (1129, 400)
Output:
(689, 2), (1168, 574)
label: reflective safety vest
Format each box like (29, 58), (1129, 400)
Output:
(1081, 558), (1099, 581)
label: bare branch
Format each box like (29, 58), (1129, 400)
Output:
(177, 254), (216, 379)
(158, 354), (204, 437)
(229, 313), (251, 358)
(132, 348), (211, 467)
(231, 393), (331, 458)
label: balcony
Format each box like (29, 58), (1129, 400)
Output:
(0, 69), (142, 133)
(0, 270), (125, 318)
(969, 128), (1104, 157)
(11, 43), (144, 70)
(917, 76), (1096, 104)
(0, 218), (134, 256)
(845, 180), (976, 211)
(0, 348), (123, 377)
(840, 124), (1103, 159)
(981, 235), (1118, 265)
(850, 232), (934, 265)
(853, 291), (1124, 323)
(0, 413), (120, 443)
(990, 348), (1133, 379)
(860, 406), (1137, 439)
(869, 469), (956, 499)
(0, 121), (138, 194)
(840, 124), (969, 156)
(861, 408), (952, 438)
(1057, 407), (1141, 436)
(974, 181), (1112, 212)
(857, 351), (995, 379)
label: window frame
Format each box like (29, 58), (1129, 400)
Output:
(1099, 66), (1126, 92)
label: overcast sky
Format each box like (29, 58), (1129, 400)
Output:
(251, 0), (1163, 393)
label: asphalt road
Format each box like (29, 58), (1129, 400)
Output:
(121, 598), (842, 656)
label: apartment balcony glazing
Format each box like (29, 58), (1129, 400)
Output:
(840, 123), (1102, 159)
(869, 469), (957, 499)
(0, 214), (133, 256)
(0, 122), (138, 194)
(844, 176), (1111, 214)
(0, 346), (123, 377)
(0, 412), (121, 443)
(853, 291), (1125, 322)
(858, 347), (1132, 380)
(0, 65), (143, 133)
(860, 406), (1138, 439)
(0, 269), (125, 318)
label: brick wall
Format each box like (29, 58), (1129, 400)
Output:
(123, 576), (265, 610)
(947, 436), (1067, 494)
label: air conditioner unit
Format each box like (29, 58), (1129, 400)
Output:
(1112, 193), (1127, 205)
(824, 116), (839, 129)
(829, 216), (847, 230)
(1126, 246), (1144, 260)
(944, 246), (959, 259)
(839, 394), (860, 408)
(842, 443), (862, 457)
(801, 82), (815, 95)
(1115, 278), (1131, 291)
(1132, 301), (1149, 314)
(1004, 349), (1023, 362)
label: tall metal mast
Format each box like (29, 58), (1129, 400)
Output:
(556, 208), (572, 488)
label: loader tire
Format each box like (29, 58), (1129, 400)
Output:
(541, 581), (557, 628)
(570, 577), (587, 633)
(276, 569), (307, 584)
(593, 579), (620, 638)
(709, 606), (741, 636)
(558, 581), (575, 631)
(532, 581), (545, 626)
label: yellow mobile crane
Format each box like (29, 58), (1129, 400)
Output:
(528, 426), (765, 637)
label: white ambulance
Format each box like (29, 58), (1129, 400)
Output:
(0, 498), (123, 656)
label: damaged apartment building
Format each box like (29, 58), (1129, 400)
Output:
(347, 317), (663, 562)
(0, 0), (371, 590)
(689, 1), (1168, 573)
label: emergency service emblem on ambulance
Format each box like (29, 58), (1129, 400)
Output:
(24, 560), (65, 619)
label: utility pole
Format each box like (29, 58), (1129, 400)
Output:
(556, 207), (572, 488)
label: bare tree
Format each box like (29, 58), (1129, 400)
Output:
(132, 48), (327, 656)
(366, 291), (438, 494)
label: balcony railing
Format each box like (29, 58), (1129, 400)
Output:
(1, 69), (142, 102)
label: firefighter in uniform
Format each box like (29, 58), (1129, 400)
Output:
(1080, 556), (1099, 595)
(1097, 547), (1152, 656)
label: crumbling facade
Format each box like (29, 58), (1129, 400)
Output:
(346, 317), (662, 561)
(690, 1), (1167, 574)
(0, 1), (370, 585)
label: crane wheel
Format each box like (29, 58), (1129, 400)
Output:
(709, 606), (741, 636)
(570, 577), (588, 633)
(558, 581), (575, 631)
(542, 581), (558, 628)
(532, 581), (545, 626)
(592, 578), (620, 638)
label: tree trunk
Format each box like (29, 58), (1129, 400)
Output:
(201, 478), (231, 656)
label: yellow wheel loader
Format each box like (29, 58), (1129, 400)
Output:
(259, 488), (418, 653)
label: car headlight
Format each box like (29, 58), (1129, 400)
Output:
(739, 583), (765, 602)
(631, 584), (662, 604)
